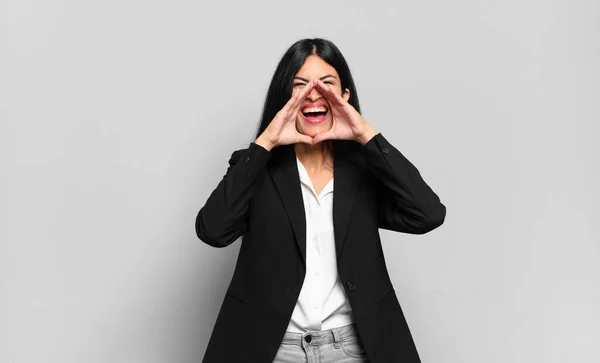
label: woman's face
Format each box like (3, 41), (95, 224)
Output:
(293, 55), (350, 138)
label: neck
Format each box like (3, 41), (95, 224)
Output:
(294, 141), (333, 171)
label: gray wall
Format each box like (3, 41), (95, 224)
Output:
(1, 0), (598, 362)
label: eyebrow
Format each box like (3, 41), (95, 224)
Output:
(294, 74), (338, 82)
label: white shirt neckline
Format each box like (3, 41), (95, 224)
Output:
(296, 157), (334, 200)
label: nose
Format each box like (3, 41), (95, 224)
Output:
(306, 85), (323, 101)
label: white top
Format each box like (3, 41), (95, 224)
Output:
(285, 157), (354, 333)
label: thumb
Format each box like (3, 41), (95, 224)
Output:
(297, 134), (314, 145)
(313, 130), (334, 144)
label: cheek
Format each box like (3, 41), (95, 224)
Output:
(330, 84), (343, 95)
(295, 116), (307, 133)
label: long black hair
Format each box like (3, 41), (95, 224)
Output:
(255, 38), (362, 161)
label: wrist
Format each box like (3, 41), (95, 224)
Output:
(255, 134), (275, 151)
(355, 124), (377, 145)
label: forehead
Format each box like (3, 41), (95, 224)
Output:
(295, 55), (339, 77)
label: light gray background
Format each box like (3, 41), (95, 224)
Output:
(1, 0), (598, 362)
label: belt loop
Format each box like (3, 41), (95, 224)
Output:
(332, 328), (342, 349)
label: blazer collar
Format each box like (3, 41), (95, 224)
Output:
(269, 144), (361, 264)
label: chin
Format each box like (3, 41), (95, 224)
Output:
(296, 119), (333, 139)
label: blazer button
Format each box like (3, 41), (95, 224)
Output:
(382, 147), (390, 155)
(347, 281), (356, 291)
(244, 155), (250, 163)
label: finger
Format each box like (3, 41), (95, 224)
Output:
(296, 134), (314, 145)
(329, 83), (348, 105)
(291, 79), (316, 111)
(319, 80), (349, 108)
(315, 80), (341, 106)
(282, 87), (301, 111)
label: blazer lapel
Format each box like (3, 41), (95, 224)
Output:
(269, 145), (362, 264)
(269, 146), (307, 263)
(333, 154), (361, 260)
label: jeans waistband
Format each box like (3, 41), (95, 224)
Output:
(280, 323), (360, 347)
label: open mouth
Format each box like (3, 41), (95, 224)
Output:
(301, 104), (329, 124)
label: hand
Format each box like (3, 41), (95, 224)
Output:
(312, 80), (377, 145)
(255, 80), (317, 151)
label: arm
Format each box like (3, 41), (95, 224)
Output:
(196, 80), (319, 247)
(195, 142), (271, 247)
(361, 133), (446, 234)
(309, 80), (446, 234)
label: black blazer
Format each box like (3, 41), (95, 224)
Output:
(196, 133), (446, 363)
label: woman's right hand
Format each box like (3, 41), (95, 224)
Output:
(255, 80), (316, 151)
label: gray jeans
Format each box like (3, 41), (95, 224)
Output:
(273, 323), (371, 363)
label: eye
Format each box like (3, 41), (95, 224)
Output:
(293, 82), (306, 88)
(324, 81), (334, 85)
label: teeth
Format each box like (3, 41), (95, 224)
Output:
(302, 107), (327, 114)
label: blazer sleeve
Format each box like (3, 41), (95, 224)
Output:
(195, 142), (271, 247)
(360, 133), (446, 234)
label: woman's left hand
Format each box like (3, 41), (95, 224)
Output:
(312, 80), (378, 145)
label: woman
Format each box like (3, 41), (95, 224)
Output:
(196, 38), (446, 363)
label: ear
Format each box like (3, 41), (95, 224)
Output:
(342, 88), (350, 102)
